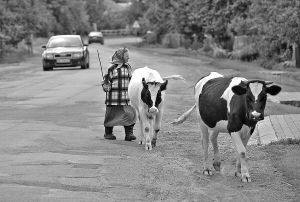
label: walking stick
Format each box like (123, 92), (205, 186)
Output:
(97, 50), (110, 93)
(97, 49), (104, 79)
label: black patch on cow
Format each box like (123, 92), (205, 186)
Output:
(199, 77), (230, 128)
(141, 78), (153, 108)
(155, 90), (162, 108)
(160, 80), (168, 91)
(154, 80), (168, 107)
(141, 78), (168, 109)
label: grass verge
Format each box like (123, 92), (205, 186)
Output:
(259, 139), (300, 198)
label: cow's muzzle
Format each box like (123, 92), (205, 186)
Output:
(149, 106), (158, 114)
(250, 111), (263, 121)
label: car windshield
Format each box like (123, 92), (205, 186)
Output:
(47, 37), (82, 48)
(89, 32), (102, 37)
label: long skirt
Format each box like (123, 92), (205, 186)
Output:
(104, 105), (136, 127)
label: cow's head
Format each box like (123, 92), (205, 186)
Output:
(141, 78), (168, 114)
(232, 80), (281, 121)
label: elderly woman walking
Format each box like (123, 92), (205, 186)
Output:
(102, 47), (136, 141)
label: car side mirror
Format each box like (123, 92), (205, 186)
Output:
(41, 44), (46, 48)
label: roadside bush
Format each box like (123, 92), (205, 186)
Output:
(0, 34), (12, 62)
(213, 47), (228, 58)
(191, 41), (203, 50)
(260, 58), (279, 70)
(162, 33), (182, 48)
(231, 45), (259, 62)
(146, 32), (157, 44)
(180, 37), (192, 49)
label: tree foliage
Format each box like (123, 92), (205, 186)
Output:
(1, 0), (300, 62)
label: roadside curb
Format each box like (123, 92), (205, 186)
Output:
(251, 114), (300, 146)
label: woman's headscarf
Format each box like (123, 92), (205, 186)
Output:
(110, 47), (129, 65)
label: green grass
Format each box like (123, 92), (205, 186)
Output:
(268, 138), (300, 145)
(260, 142), (300, 196)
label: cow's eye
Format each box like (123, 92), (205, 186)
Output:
(260, 97), (267, 102)
(246, 97), (253, 102)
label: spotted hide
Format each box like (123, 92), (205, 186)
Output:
(171, 72), (281, 182)
(128, 66), (185, 150)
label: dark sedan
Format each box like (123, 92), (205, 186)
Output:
(42, 35), (89, 71)
(88, 31), (104, 44)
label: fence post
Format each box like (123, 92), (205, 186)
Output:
(294, 43), (300, 68)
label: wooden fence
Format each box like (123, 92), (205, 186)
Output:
(100, 29), (132, 36)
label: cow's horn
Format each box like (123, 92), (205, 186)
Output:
(265, 81), (273, 85)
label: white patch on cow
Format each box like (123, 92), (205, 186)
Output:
(201, 118), (252, 136)
(208, 120), (229, 133)
(221, 77), (248, 113)
(195, 72), (224, 104)
(148, 84), (160, 109)
(249, 83), (263, 102)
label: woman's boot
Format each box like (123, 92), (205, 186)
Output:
(104, 126), (116, 140)
(124, 124), (136, 141)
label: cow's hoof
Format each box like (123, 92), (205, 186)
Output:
(235, 171), (241, 177)
(241, 176), (251, 183)
(241, 173), (251, 183)
(213, 162), (221, 171)
(145, 143), (152, 151)
(203, 169), (213, 176)
(139, 140), (143, 145)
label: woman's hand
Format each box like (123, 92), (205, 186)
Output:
(102, 82), (111, 92)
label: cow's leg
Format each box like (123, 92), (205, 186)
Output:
(137, 111), (144, 145)
(139, 112), (152, 150)
(152, 109), (163, 147)
(199, 122), (212, 175)
(236, 129), (252, 177)
(231, 132), (251, 182)
(235, 128), (251, 178)
(210, 131), (221, 172)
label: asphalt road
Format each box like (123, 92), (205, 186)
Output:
(0, 37), (297, 201)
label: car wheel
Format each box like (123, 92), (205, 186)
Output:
(81, 62), (87, 69)
(81, 57), (88, 69)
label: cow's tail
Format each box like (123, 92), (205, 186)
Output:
(169, 104), (196, 125)
(161, 75), (186, 83)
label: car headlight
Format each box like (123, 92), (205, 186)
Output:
(43, 53), (54, 59)
(73, 52), (83, 58)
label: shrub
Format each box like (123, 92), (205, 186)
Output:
(231, 45), (259, 62)
(213, 47), (228, 58)
(260, 58), (278, 70)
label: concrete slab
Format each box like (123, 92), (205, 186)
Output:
(255, 114), (300, 145)
(269, 92), (300, 102)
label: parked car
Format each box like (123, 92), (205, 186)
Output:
(42, 35), (89, 71)
(88, 31), (104, 44)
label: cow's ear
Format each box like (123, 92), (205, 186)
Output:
(160, 80), (168, 91)
(142, 78), (148, 89)
(232, 85), (246, 95)
(267, 85), (281, 95)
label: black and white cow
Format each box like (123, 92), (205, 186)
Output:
(171, 72), (281, 182)
(128, 66), (185, 150)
